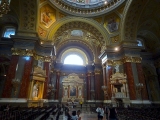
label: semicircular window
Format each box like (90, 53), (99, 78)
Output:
(64, 54), (84, 65)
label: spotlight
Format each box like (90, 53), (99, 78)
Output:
(104, 1), (108, 4)
(115, 47), (119, 51)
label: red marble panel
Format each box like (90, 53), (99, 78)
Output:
(94, 72), (102, 100)
(107, 66), (112, 99)
(55, 71), (60, 99)
(136, 63), (149, 100)
(124, 62), (136, 100)
(19, 57), (33, 98)
(2, 55), (19, 98)
(43, 62), (49, 99)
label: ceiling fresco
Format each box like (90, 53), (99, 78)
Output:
(39, 4), (56, 28)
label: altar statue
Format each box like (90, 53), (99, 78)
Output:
(115, 65), (119, 73)
(32, 84), (39, 98)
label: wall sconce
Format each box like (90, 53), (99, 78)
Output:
(12, 78), (21, 96)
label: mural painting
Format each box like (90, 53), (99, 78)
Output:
(40, 5), (56, 28)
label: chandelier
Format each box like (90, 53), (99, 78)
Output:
(0, 0), (11, 17)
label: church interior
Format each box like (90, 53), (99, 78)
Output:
(0, 0), (160, 119)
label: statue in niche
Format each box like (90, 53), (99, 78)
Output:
(32, 83), (39, 98)
(70, 86), (76, 96)
(38, 60), (43, 69)
(64, 88), (68, 96)
(78, 88), (82, 96)
(115, 65), (119, 73)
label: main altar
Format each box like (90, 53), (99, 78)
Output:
(62, 73), (84, 103)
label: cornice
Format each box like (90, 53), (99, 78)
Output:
(11, 48), (52, 62)
(105, 56), (142, 65)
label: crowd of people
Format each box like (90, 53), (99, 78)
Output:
(96, 104), (118, 120)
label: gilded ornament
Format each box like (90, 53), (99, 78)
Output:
(122, 56), (132, 63)
(107, 60), (113, 66)
(132, 57), (142, 63)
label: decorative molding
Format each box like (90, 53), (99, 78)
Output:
(11, 48), (52, 62)
(105, 56), (142, 65)
(49, 0), (125, 17)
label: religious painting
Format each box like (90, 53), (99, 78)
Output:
(40, 5), (56, 28)
(107, 17), (119, 32)
(70, 86), (76, 96)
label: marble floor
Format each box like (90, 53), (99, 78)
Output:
(46, 107), (108, 120)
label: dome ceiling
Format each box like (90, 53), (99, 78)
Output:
(49, 0), (125, 17)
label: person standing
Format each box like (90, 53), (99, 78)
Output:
(108, 106), (118, 120)
(105, 105), (109, 120)
(79, 101), (83, 109)
(96, 104), (104, 120)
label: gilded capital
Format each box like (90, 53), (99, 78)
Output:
(11, 48), (34, 56)
(113, 60), (123, 66)
(122, 56), (132, 63)
(132, 57), (142, 63)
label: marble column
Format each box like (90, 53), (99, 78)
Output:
(19, 56), (33, 98)
(43, 62), (50, 99)
(102, 64), (107, 86)
(2, 55), (19, 98)
(136, 63), (149, 100)
(87, 72), (91, 100)
(55, 71), (60, 100)
(94, 70), (101, 100)
(124, 62), (136, 100)
(106, 64), (112, 99)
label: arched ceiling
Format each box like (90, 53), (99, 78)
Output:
(49, 0), (125, 17)
(137, 0), (160, 53)
(121, 0), (149, 42)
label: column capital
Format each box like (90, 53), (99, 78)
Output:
(11, 48), (53, 62)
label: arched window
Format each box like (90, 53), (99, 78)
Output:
(3, 27), (16, 38)
(137, 39), (143, 47)
(64, 54), (84, 65)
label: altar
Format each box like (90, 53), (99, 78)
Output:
(62, 73), (84, 103)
